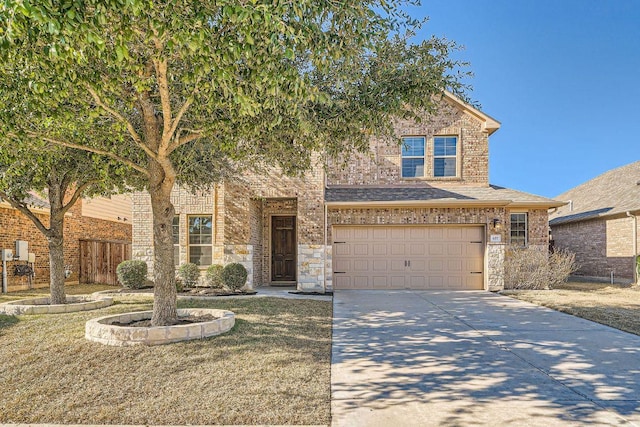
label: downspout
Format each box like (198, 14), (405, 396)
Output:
(627, 211), (638, 284)
(323, 153), (328, 294)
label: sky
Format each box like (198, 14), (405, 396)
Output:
(406, 0), (640, 198)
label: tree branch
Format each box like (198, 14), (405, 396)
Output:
(154, 58), (173, 146)
(25, 133), (150, 176)
(166, 97), (195, 152)
(84, 84), (159, 160)
(60, 180), (97, 216)
(0, 189), (50, 236)
(174, 130), (203, 148)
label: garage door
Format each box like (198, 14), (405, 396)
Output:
(332, 226), (484, 290)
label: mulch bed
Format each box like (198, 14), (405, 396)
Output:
(110, 287), (257, 297)
(181, 288), (257, 297)
(112, 314), (219, 327)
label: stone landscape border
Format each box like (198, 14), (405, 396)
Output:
(0, 295), (113, 315)
(85, 308), (235, 346)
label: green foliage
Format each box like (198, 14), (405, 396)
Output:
(116, 260), (148, 289)
(177, 263), (200, 288)
(0, 0), (469, 322)
(222, 263), (248, 291)
(205, 264), (224, 289)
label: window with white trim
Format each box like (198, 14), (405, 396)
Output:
(433, 136), (457, 177)
(510, 213), (528, 246)
(173, 216), (180, 266)
(188, 215), (212, 266)
(401, 136), (425, 178)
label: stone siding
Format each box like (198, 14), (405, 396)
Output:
(1, 199), (131, 291)
(298, 244), (327, 292)
(552, 215), (638, 280)
(327, 98), (490, 187)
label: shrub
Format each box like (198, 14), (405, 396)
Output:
(222, 263), (248, 291)
(116, 260), (148, 289)
(175, 277), (184, 293)
(206, 264), (224, 288)
(504, 246), (577, 290)
(177, 263), (200, 288)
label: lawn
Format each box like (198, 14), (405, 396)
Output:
(503, 281), (640, 336)
(0, 290), (332, 425)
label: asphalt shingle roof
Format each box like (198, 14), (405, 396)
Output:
(325, 184), (562, 206)
(550, 161), (640, 225)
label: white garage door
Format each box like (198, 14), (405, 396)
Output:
(332, 226), (484, 290)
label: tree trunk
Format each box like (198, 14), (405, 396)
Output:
(149, 164), (178, 326)
(48, 228), (66, 305)
(47, 195), (66, 305)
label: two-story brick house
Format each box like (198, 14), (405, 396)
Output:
(132, 92), (563, 292)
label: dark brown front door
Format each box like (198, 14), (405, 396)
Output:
(271, 216), (296, 282)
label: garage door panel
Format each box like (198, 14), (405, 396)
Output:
(334, 244), (351, 256)
(390, 243), (406, 256)
(333, 259), (351, 272)
(332, 225), (484, 290)
(353, 259), (369, 272)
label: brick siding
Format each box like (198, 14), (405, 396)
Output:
(327, 98), (490, 187)
(552, 215), (638, 280)
(0, 199), (131, 291)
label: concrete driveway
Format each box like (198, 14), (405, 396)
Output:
(332, 290), (640, 427)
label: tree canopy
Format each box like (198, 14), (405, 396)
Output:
(0, 0), (470, 324)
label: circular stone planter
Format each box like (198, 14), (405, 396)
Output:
(85, 308), (235, 346)
(0, 295), (113, 315)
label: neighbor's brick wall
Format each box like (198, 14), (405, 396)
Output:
(327, 97), (490, 187)
(552, 216), (637, 280)
(1, 199), (131, 291)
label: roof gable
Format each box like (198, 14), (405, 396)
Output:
(550, 161), (640, 225)
(442, 91), (501, 135)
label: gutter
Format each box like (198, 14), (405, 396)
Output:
(627, 211), (638, 284)
(325, 199), (565, 209)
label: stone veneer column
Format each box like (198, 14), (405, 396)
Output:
(297, 244), (327, 292)
(487, 244), (505, 291)
(131, 191), (155, 278)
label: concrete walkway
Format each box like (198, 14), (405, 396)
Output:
(332, 290), (640, 427)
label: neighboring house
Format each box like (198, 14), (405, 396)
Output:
(133, 92), (562, 292)
(550, 161), (640, 283)
(0, 194), (132, 291)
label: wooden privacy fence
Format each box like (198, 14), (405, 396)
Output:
(79, 240), (131, 286)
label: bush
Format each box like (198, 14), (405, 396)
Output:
(503, 246), (577, 290)
(116, 260), (148, 289)
(206, 264), (224, 288)
(222, 263), (248, 291)
(175, 277), (184, 293)
(177, 263), (201, 288)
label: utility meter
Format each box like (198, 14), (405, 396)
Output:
(1, 249), (13, 261)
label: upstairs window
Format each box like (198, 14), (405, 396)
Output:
(173, 216), (180, 266)
(188, 215), (213, 266)
(510, 213), (528, 246)
(401, 137), (425, 178)
(433, 136), (457, 177)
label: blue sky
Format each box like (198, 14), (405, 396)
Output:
(408, 0), (640, 198)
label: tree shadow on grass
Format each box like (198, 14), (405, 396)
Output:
(0, 314), (19, 334)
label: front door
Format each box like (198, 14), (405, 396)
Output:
(271, 216), (296, 282)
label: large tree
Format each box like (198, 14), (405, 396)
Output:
(0, 142), (129, 303)
(0, 0), (469, 325)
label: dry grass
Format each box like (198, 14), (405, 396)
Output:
(503, 281), (640, 336)
(0, 295), (332, 425)
(0, 283), (121, 303)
